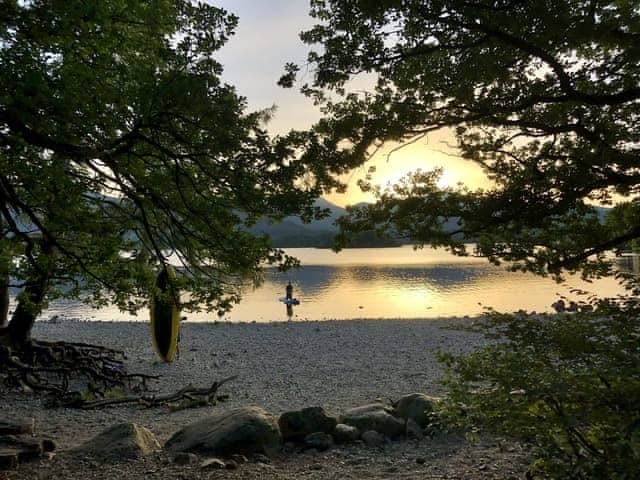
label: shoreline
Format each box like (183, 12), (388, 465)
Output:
(35, 313), (485, 325)
(7, 317), (487, 444)
(2, 316), (531, 479)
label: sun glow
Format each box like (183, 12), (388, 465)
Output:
(324, 131), (492, 207)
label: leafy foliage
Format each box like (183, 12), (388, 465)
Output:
(439, 294), (640, 479)
(292, 2), (640, 478)
(0, 0), (337, 335)
(289, 0), (640, 277)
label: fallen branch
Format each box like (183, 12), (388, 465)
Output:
(74, 375), (238, 410)
(0, 419), (56, 470)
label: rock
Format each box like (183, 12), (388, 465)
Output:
(225, 459), (239, 470)
(230, 453), (249, 464)
(392, 393), (439, 427)
(173, 452), (198, 465)
(165, 407), (281, 457)
(200, 458), (226, 469)
(333, 423), (360, 444)
(406, 419), (424, 440)
(340, 404), (405, 438)
(1, 435), (55, 454)
(303, 432), (333, 451)
(253, 453), (272, 464)
(73, 423), (160, 460)
(0, 429), (57, 470)
(361, 430), (386, 447)
(278, 407), (337, 441)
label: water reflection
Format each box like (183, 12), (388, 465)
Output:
(26, 246), (628, 323)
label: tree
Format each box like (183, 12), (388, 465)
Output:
(0, 0), (335, 349)
(287, 1), (640, 477)
(287, 0), (639, 277)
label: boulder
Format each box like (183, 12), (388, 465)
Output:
(278, 407), (337, 441)
(361, 430), (386, 447)
(303, 432), (333, 451)
(405, 419), (424, 440)
(340, 404), (405, 438)
(165, 406), (281, 457)
(73, 423), (160, 460)
(392, 393), (439, 427)
(333, 423), (360, 444)
(0, 420), (54, 469)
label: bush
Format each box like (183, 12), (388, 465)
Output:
(438, 295), (640, 479)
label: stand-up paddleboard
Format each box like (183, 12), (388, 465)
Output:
(150, 266), (180, 362)
(278, 297), (300, 305)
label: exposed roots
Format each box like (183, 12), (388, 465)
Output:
(0, 339), (234, 410)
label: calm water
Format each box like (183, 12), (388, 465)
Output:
(34, 246), (627, 322)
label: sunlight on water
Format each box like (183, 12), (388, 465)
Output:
(30, 246), (630, 323)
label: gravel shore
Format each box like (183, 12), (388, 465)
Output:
(2, 318), (530, 479)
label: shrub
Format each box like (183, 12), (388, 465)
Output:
(438, 295), (640, 479)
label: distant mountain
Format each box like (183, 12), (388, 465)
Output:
(283, 197), (349, 232)
(250, 218), (335, 248)
(249, 198), (403, 248)
(249, 198), (344, 248)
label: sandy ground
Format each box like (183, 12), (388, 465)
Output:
(1, 318), (530, 479)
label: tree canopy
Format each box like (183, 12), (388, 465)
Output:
(287, 0), (640, 277)
(0, 0), (331, 341)
(287, 2), (640, 477)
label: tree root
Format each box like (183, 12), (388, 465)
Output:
(0, 339), (154, 396)
(0, 340), (235, 411)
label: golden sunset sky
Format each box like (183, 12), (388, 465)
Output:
(214, 0), (490, 207)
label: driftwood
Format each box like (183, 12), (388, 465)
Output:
(0, 420), (55, 470)
(75, 375), (237, 410)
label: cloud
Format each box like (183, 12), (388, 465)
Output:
(211, 0), (320, 133)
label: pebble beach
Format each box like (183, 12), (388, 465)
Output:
(2, 318), (531, 479)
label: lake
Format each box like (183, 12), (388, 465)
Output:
(35, 246), (628, 323)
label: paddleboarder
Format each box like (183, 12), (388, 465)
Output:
(286, 281), (293, 300)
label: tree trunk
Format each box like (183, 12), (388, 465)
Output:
(7, 240), (54, 345)
(8, 274), (50, 345)
(0, 213), (9, 329)
(0, 259), (8, 329)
